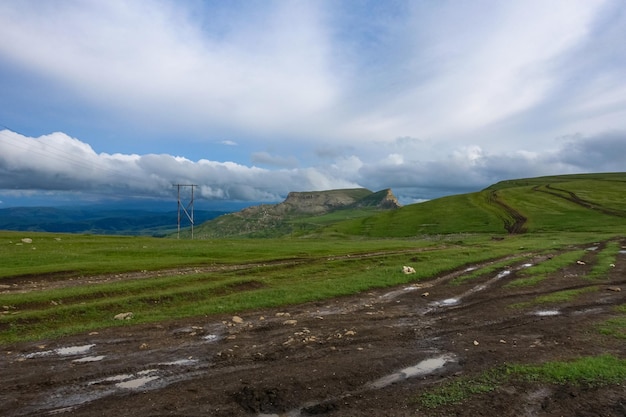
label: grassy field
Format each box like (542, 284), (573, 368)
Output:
(0, 230), (619, 344)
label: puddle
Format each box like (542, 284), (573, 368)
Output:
(56, 344), (96, 356)
(92, 369), (161, 389)
(203, 334), (220, 342)
(72, 355), (105, 363)
(440, 298), (459, 306)
(521, 263), (533, 268)
(586, 246), (599, 251)
(160, 358), (198, 366)
(496, 270), (511, 278)
(534, 310), (560, 316)
(620, 250), (626, 255)
(116, 375), (160, 389)
(432, 268), (513, 308)
(368, 354), (455, 389)
(24, 344), (95, 359)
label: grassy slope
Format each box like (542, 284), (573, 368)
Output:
(326, 173), (626, 237)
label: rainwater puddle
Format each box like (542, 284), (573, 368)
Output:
(586, 246), (599, 251)
(160, 358), (198, 366)
(93, 369), (161, 389)
(620, 250), (626, 255)
(432, 269), (512, 308)
(440, 298), (459, 306)
(23, 344), (95, 359)
(116, 375), (160, 389)
(72, 355), (105, 363)
(203, 334), (220, 342)
(496, 270), (511, 278)
(368, 354), (456, 389)
(521, 263), (533, 268)
(56, 344), (96, 356)
(534, 310), (560, 317)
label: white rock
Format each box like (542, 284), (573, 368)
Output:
(114, 312), (134, 320)
(402, 266), (416, 274)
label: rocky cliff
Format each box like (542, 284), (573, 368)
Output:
(193, 188), (400, 238)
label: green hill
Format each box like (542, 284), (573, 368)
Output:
(327, 172), (626, 237)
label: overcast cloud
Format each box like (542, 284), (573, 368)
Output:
(0, 0), (625, 206)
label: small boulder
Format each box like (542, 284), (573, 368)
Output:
(402, 266), (416, 274)
(114, 312), (134, 320)
(232, 315), (244, 324)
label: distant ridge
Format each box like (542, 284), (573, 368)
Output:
(189, 188), (401, 238)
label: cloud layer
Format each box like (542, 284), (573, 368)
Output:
(1, 129), (622, 205)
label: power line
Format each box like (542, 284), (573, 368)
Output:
(174, 184), (197, 239)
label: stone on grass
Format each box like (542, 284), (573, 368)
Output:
(114, 312), (134, 320)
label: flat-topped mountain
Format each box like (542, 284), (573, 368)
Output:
(190, 188), (400, 238)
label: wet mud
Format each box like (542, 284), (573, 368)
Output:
(2, 243), (626, 416)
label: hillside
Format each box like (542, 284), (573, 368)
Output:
(189, 188), (401, 238)
(327, 172), (626, 237)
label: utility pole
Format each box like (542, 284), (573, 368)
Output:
(174, 184), (197, 239)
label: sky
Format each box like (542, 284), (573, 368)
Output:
(1, 0), (625, 208)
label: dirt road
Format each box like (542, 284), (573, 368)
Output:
(2, 242), (626, 416)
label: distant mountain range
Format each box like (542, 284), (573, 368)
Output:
(0, 207), (229, 236)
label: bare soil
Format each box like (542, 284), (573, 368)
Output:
(2, 242), (626, 417)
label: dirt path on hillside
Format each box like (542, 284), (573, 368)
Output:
(2, 243), (626, 416)
(487, 191), (527, 233)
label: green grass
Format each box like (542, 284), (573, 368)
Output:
(505, 249), (587, 288)
(416, 354), (626, 409)
(416, 369), (501, 408)
(587, 240), (622, 280)
(508, 354), (626, 386)
(598, 304), (626, 339)
(0, 233), (541, 343)
(1, 230), (616, 344)
(511, 286), (599, 309)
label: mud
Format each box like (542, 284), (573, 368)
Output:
(2, 242), (626, 416)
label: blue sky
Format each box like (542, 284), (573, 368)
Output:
(1, 0), (625, 207)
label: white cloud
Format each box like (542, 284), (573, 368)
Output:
(2, 129), (623, 205)
(0, 130), (360, 202)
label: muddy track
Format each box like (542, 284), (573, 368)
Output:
(2, 242), (625, 416)
(534, 184), (626, 217)
(487, 191), (528, 233)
